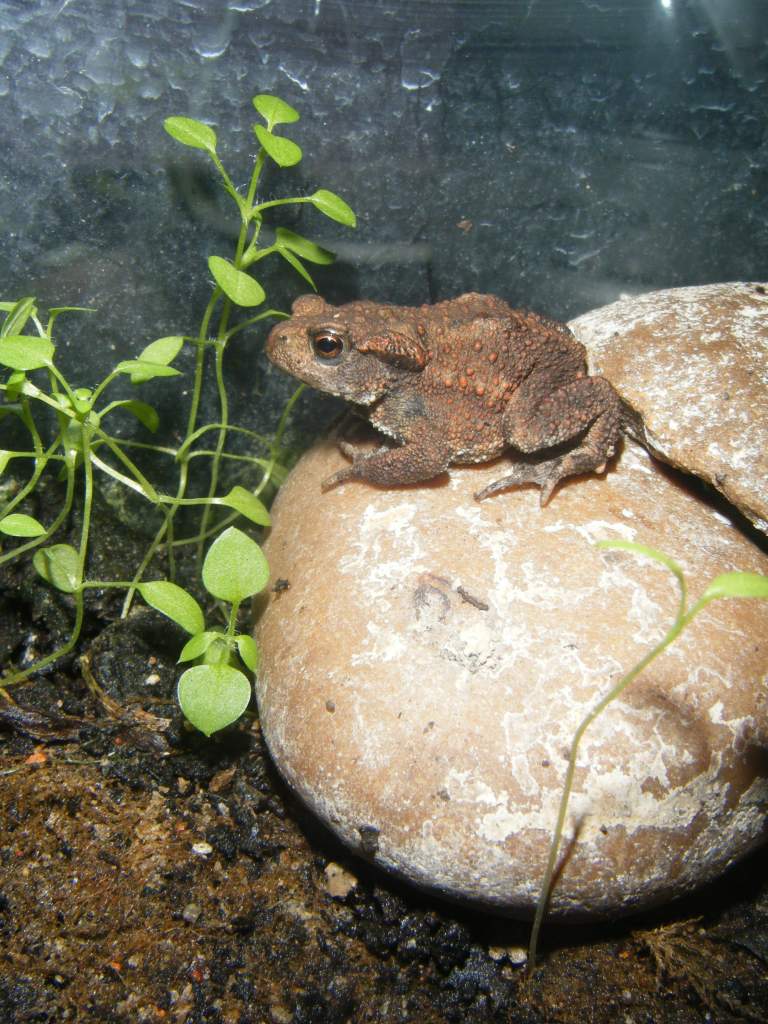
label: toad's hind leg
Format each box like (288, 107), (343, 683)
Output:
(476, 375), (622, 505)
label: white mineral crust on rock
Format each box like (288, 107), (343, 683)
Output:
(571, 282), (768, 535)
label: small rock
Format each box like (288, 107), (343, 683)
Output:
(182, 903), (202, 924)
(323, 861), (358, 899)
(488, 944), (527, 965)
(209, 766), (236, 793)
(506, 946), (528, 966)
(269, 1005), (293, 1024)
(190, 841), (213, 857)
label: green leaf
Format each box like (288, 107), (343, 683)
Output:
(178, 630), (222, 664)
(47, 306), (96, 317)
(202, 526), (269, 604)
(252, 94), (300, 128)
(202, 637), (231, 665)
(277, 248), (317, 290)
(138, 335), (184, 366)
(46, 305), (96, 333)
(137, 580), (205, 635)
(5, 370), (26, 401)
(208, 256), (265, 307)
(115, 359), (182, 384)
(308, 189), (357, 227)
(275, 228), (335, 264)
(0, 513), (46, 538)
(0, 335), (54, 371)
(105, 399), (159, 432)
(236, 634), (259, 673)
(71, 388), (93, 415)
(1, 297), (37, 338)
(178, 663), (252, 736)
(702, 572), (768, 601)
(219, 486), (271, 526)
(164, 116), (217, 155)
(33, 544), (80, 593)
(253, 124), (302, 168)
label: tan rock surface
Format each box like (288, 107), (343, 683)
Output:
(255, 436), (768, 920)
(570, 282), (768, 534)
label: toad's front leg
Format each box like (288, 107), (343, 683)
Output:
(321, 428), (452, 491)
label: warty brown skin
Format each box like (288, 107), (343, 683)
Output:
(266, 292), (623, 504)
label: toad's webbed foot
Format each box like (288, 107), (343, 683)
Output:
(321, 442), (383, 491)
(321, 435), (452, 491)
(474, 447), (610, 507)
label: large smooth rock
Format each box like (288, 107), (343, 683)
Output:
(571, 282), (768, 535)
(255, 435), (768, 920)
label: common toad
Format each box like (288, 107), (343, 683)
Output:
(267, 293), (623, 504)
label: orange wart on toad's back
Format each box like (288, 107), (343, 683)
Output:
(266, 292), (624, 506)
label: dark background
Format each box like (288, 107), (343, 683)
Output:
(0, 0), (766, 431)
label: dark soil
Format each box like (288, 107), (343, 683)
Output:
(2, 502), (768, 1024)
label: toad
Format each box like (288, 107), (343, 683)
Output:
(266, 293), (623, 505)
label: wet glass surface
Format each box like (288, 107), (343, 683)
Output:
(0, 0), (765, 425)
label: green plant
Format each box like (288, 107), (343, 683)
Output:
(0, 93), (355, 734)
(136, 525), (269, 735)
(527, 541), (768, 971)
(157, 93), (355, 572)
(0, 301), (271, 688)
(10, 524), (267, 734)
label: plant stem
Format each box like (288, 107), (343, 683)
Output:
(89, 368), (123, 405)
(0, 435), (94, 689)
(0, 593), (85, 687)
(253, 383), (304, 499)
(226, 599), (240, 638)
(0, 457), (76, 567)
(91, 428), (160, 500)
(121, 290), (220, 612)
(195, 337), (229, 563)
(176, 422), (271, 462)
(527, 572), (692, 971)
(0, 428), (56, 522)
(120, 457), (189, 617)
(223, 309), (286, 342)
(186, 291), (220, 442)
(76, 426), (95, 592)
(195, 149), (266, 561)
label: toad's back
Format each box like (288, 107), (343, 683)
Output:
(401, 294), (587, 460)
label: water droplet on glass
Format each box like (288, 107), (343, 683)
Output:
(139, 79), (162, 100)
(192, 12), (233, 60)
(28, 38), (52, 59)
(400, 28), (443, 92)
(228, 0), (272, 10)
(126, 41), (149, 69)
(279, 61), (312, 92)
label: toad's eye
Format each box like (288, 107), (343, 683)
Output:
(311, 329), (345, 362)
